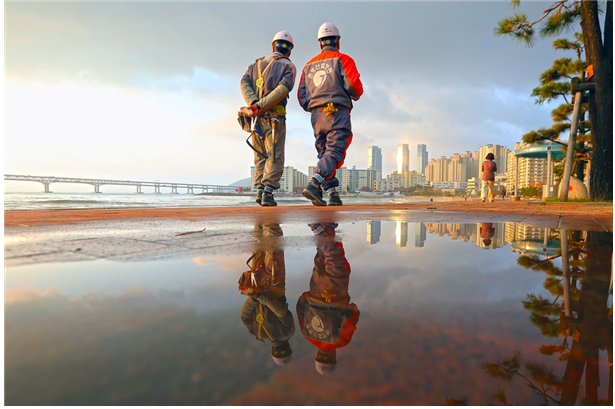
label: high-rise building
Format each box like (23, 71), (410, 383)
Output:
(368, 146), (382, 171)
(397, 144), (409, 173)
(313, 166), (380, 193)
(252, 166), (309, 192)
(417, 144), (428, 174)
(505, 143), (547, 193)
(478, 144), (510, 178)
(415, 222), (426, 247)
(367, 220), (381, 245)
(396, 221), (408, 247)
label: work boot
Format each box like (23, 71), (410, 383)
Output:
(261, 191), (277, 206)
(256, 189), (264, 205)
(328, 191), (343, 206)
(302, 183), (327, 206)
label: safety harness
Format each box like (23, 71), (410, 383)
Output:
(238, 56), (287, 160)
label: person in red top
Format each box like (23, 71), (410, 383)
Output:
(481, 153), (498, 202)
(298, 22), (363, 206)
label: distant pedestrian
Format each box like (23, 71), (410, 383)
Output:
(479, 222), (495, 249)
(299, 22), (363, 207)
(240, 31), (297, 207)
(501, 186), (506, 199)
(481, 153), (497, 202)
(430, 197), (433, 202)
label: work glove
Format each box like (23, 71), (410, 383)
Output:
(248, 103), (264, 117)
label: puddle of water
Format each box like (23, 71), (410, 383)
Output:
(5, 221), (613, 405)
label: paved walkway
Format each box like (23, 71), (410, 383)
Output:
(5, 199), (612, 231)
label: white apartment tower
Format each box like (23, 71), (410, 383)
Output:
(368, 146), (382, 171)
(478, 144), (510, 178)
(506, 143), (547, 193)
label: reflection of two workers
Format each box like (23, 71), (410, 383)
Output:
(480, 222), (495, 249)
(239, 224), (294, 366)
(296, 223), (360, 375)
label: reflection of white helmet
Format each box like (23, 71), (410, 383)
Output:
(272, 30), (294, 49)
(315, 360), (336, 375)
(271, 343), (293, 366)
(317, 22), (340, 40)
(272, 355), (292, 366)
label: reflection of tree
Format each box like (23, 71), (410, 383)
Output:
(483, 351), (562, 405)
(482, 230), (612, 405)
(516, 230), (586, 354)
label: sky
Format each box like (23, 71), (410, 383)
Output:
(4, 0), (571, 192)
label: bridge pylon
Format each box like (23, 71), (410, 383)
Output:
(41, 183), (52, 193)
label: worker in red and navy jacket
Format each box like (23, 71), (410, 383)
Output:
(298, 22), (363, 207)
(296, 223), (360, 375)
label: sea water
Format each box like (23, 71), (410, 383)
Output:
(3, 192), (427, 210)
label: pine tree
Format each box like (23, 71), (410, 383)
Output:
(495, 0), (612, 201)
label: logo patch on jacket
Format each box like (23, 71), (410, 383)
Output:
(308, 62), (332, 88)
(306, 315), (331, 340)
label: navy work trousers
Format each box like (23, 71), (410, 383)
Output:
(310, 109), (353, 191)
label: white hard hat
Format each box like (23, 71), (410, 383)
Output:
(317, 22), (340, 40)
(272, 30), (294, 49)
(272, 355), (292, 366)
(271, 343), (293, 366)
(315, 360), (336, 375)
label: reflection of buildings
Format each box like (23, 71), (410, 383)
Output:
(424, 223), (506, 249)
(367, 220), (381, 245)
(415, 223), (426, 247)
(365, 221), (547, 251)
(504, 223), (544, 244)
(396, 221), (408, 247)
(425, 223), (478, 243)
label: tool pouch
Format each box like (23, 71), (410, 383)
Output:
(238, 254), (270, 296)
(238, 113), (252, 133)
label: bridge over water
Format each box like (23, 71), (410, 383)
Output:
(4, 174), (238, 194)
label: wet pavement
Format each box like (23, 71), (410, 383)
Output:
(4, 204), (613, 405)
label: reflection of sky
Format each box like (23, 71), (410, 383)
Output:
(6, 222), (555, 312)
(5, 222), (610, 405)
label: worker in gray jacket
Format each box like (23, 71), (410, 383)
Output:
(239, 223), (294, 366)
(240, 31), (297, 207)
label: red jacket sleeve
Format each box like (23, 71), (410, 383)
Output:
(339, 54), (363, 101)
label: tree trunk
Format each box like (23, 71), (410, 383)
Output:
(580, 1), (613, 201)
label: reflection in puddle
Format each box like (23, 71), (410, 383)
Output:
(298, 223), (359, 376)
(239, 223), (294, 367)
(5, 222), (612, 405)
